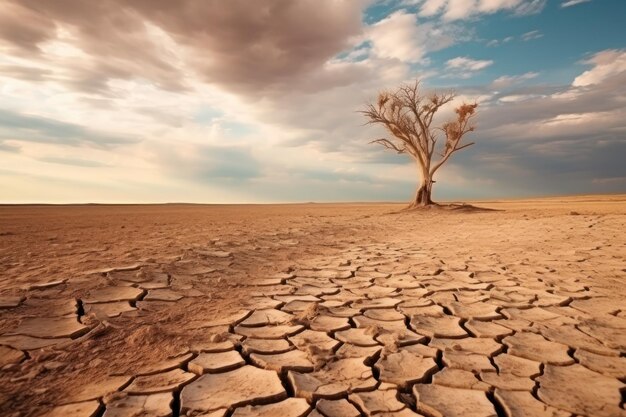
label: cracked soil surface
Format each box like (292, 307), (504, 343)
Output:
(0, 196), (625, 417)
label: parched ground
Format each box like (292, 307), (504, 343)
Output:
(0, 196), (624, 417)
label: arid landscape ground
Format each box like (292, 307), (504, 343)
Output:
(0, 195), (624, 417)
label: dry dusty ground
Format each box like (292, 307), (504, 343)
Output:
(0, 195), (624, 417)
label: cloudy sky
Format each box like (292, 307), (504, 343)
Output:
(0, 0), (624, 203)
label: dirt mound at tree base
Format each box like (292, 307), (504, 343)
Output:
(395, 203), (499, 213)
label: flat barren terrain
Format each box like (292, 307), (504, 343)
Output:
(0, 196), (625, 417)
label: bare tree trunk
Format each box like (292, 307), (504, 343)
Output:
(408, 166), (435, 208)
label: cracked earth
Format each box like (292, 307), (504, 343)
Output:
(0, 198), (625, 417)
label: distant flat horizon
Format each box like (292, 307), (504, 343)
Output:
(2, 192), (625, 207)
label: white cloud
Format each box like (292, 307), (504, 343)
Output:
(367, 11), (459, 63)
(486, 36), (514, 47)
(491, 72), (539, 88)
(498, 94), (543, 103)
(488, 30), (543, 47)
(512, 0), (547, 16)
(573, 50), (626, 87)
(368, 11), (426, 62)
(521, 30), (543, 41)
(417, 0), (447, 17)
(561, 0), (592, 8)
(477, 0), (523, 13)
(416, 0), (546, 21)
(443, 0), (478, 21)
(446, 56), (494, 71)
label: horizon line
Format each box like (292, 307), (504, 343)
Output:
(1, 192), (625, 207)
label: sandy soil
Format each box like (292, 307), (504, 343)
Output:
(0, 196), (624, 417)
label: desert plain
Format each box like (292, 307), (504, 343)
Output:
(0, 195), (624, 417)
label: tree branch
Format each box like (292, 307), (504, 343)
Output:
(369, 138), (405, 154)
(454, 142), (475, 152)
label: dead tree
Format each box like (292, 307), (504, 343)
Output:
(362, 80), (477, 207)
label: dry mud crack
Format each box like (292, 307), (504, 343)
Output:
(0, 203), (625, 417)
